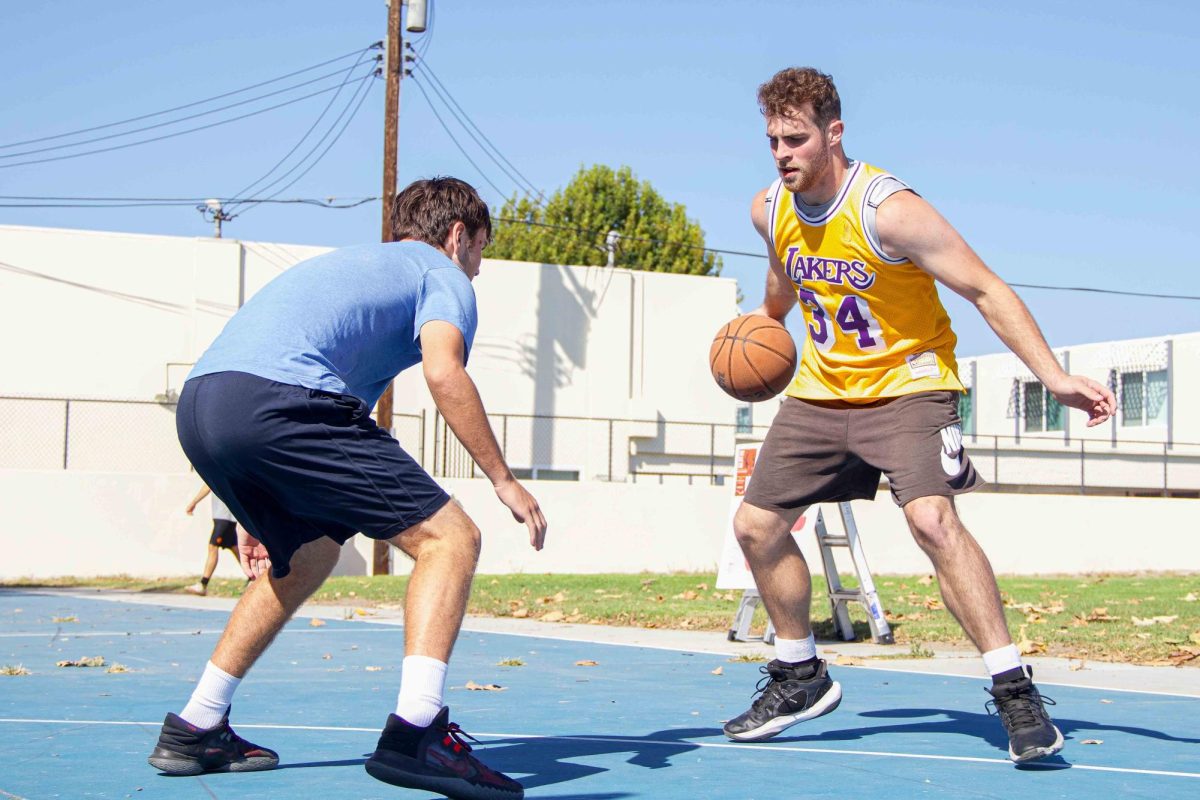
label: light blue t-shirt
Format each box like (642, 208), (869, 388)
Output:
(190, 241), (477, 407)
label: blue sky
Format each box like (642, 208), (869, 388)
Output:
(3, 0), (1199, 356)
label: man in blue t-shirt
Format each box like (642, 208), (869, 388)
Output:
(148, 177), (544, 800)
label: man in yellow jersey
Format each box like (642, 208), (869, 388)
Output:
(723, 67), (1116, 764)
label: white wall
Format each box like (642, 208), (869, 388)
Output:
(1, 470), (1196, 579)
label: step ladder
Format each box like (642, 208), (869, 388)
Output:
(727, 502), (894, 645)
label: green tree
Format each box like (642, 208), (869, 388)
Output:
(488, 164), (721, 276)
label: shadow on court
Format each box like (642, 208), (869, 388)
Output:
(461, 727), (716, 791)
(767, 706), (1200, 752)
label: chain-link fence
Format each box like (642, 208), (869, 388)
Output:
(4, 395), (1199, 495)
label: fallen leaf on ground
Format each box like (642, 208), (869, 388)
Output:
(1, 665), (31, 676)
(512, 608), (529, 618)
(541, 611), (565, 623)
(1182, 593), (1197, 602)
(52, 616), (78, 623)
(57, 657), (105, 668)
(835, 655), (866, 666)
(309, 618), (326, 627)
(106, 663), (129, 673)
(711, 666), (724, 675)
(1069, 660), (1087, 672)
(1132, 615), (1178, 627)
(1100, 699), (1113, 704)
(1081, 739), (1104, 745)
(917, 575), (933, 586)
(575, 660), (599, 667)
(464, 681), (505, 691)
(354, 608), (373, 617)
(365, 666), (382, 672)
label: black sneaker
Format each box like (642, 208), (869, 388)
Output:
(365, 707), (523, 800)
(147, 709), (279, 776)
(985, 667), (1064, 762)
(723, 659), (842, 742)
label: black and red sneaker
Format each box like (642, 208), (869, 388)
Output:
(147, 709), (279, 776)
(365, 707), (523, 800)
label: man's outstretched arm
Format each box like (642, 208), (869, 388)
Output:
(876, 191), (1115, 426)
(420, 320), (547, 549)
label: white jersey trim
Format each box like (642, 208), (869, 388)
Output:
(791, 160), (862, 225)
(861, 173), (912, 265)
(764, 178), (785, 253)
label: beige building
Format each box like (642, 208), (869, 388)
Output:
(1, 224), (1195, 578)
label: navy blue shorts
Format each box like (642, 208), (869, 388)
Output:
(209, 519), (238, 549)
(177, 371), (451, 579)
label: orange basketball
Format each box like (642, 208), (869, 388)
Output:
(709, 314), (797, 402)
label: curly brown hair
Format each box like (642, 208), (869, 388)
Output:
(390, 176), (492, 246)
(757, 67), (841, 129)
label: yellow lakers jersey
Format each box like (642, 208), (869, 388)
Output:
(766, 160), (964, 401)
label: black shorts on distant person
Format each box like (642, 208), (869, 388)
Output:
(209, 519), (238, 550)
(177, 371), (451, 579)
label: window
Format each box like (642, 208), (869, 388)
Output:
(735, 404), (753, 434)
(1121, 369), (1168, 427)
(511, 467), (580, 481)
(1022, 381), (1063, 433)
(957, 389), (974, 435)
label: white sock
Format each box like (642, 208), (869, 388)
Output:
(180, 661), (241, 729)
(396, 655), (448, 727)
(982, 644), (1024, 678)
(775, 634), (817, 664)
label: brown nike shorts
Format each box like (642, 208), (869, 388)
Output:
(744, 391), (982, 511)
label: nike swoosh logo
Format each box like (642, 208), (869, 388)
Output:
(940, 423), (966, 477)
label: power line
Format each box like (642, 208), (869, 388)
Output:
(226, 76), (378, 219)
(409, 75), (509, 199)
(0, 44), (381, 151)
(411, 51), (542, 201)
(0, 80), (373, 171)
(222, 48), (379, 211)
(1006, 283), (1200, 302)
(0, 63), (377, 161)
(0, 196), (378, 209)
(494, 216), (1200, 300)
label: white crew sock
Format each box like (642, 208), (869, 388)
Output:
(774, 634), (817, 664)
(982, 644), (1024, 678)
(396, 655), (448, 727)
(180, 660), (241, 729)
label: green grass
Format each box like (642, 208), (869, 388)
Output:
(6, 572), (1198, 665)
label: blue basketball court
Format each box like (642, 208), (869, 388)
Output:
(2, 588), (1197, 799)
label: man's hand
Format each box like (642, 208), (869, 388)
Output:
(494, 477), (547, 551)
(1048, 374), (1116, 427)
(185, 503), (196, 516)
(236, 526), (272, 580)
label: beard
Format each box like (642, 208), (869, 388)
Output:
(780, 144), (832, 194)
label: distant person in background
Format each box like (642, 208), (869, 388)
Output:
(183, 483), (238, 596)
(147, 176), (545, 800)
(724, 67), (1116, 764)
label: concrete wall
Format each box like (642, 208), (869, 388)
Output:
(1, 470), (1195, 579)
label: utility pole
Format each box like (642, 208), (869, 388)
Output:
(205, 199), (231, 238)
(372, 0), (424, 575)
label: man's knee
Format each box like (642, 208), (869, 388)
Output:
(391, 500), (481, 563)
(904, 496), (963, 552)
(732, 503), (794, 555)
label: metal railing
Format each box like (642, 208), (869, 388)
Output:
(4, 394), (1198, 496)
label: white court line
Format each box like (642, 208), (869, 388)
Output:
(0, 717), (1197, 780)
(14, 589), (1200, 700)
(0, 628), (396, 639)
